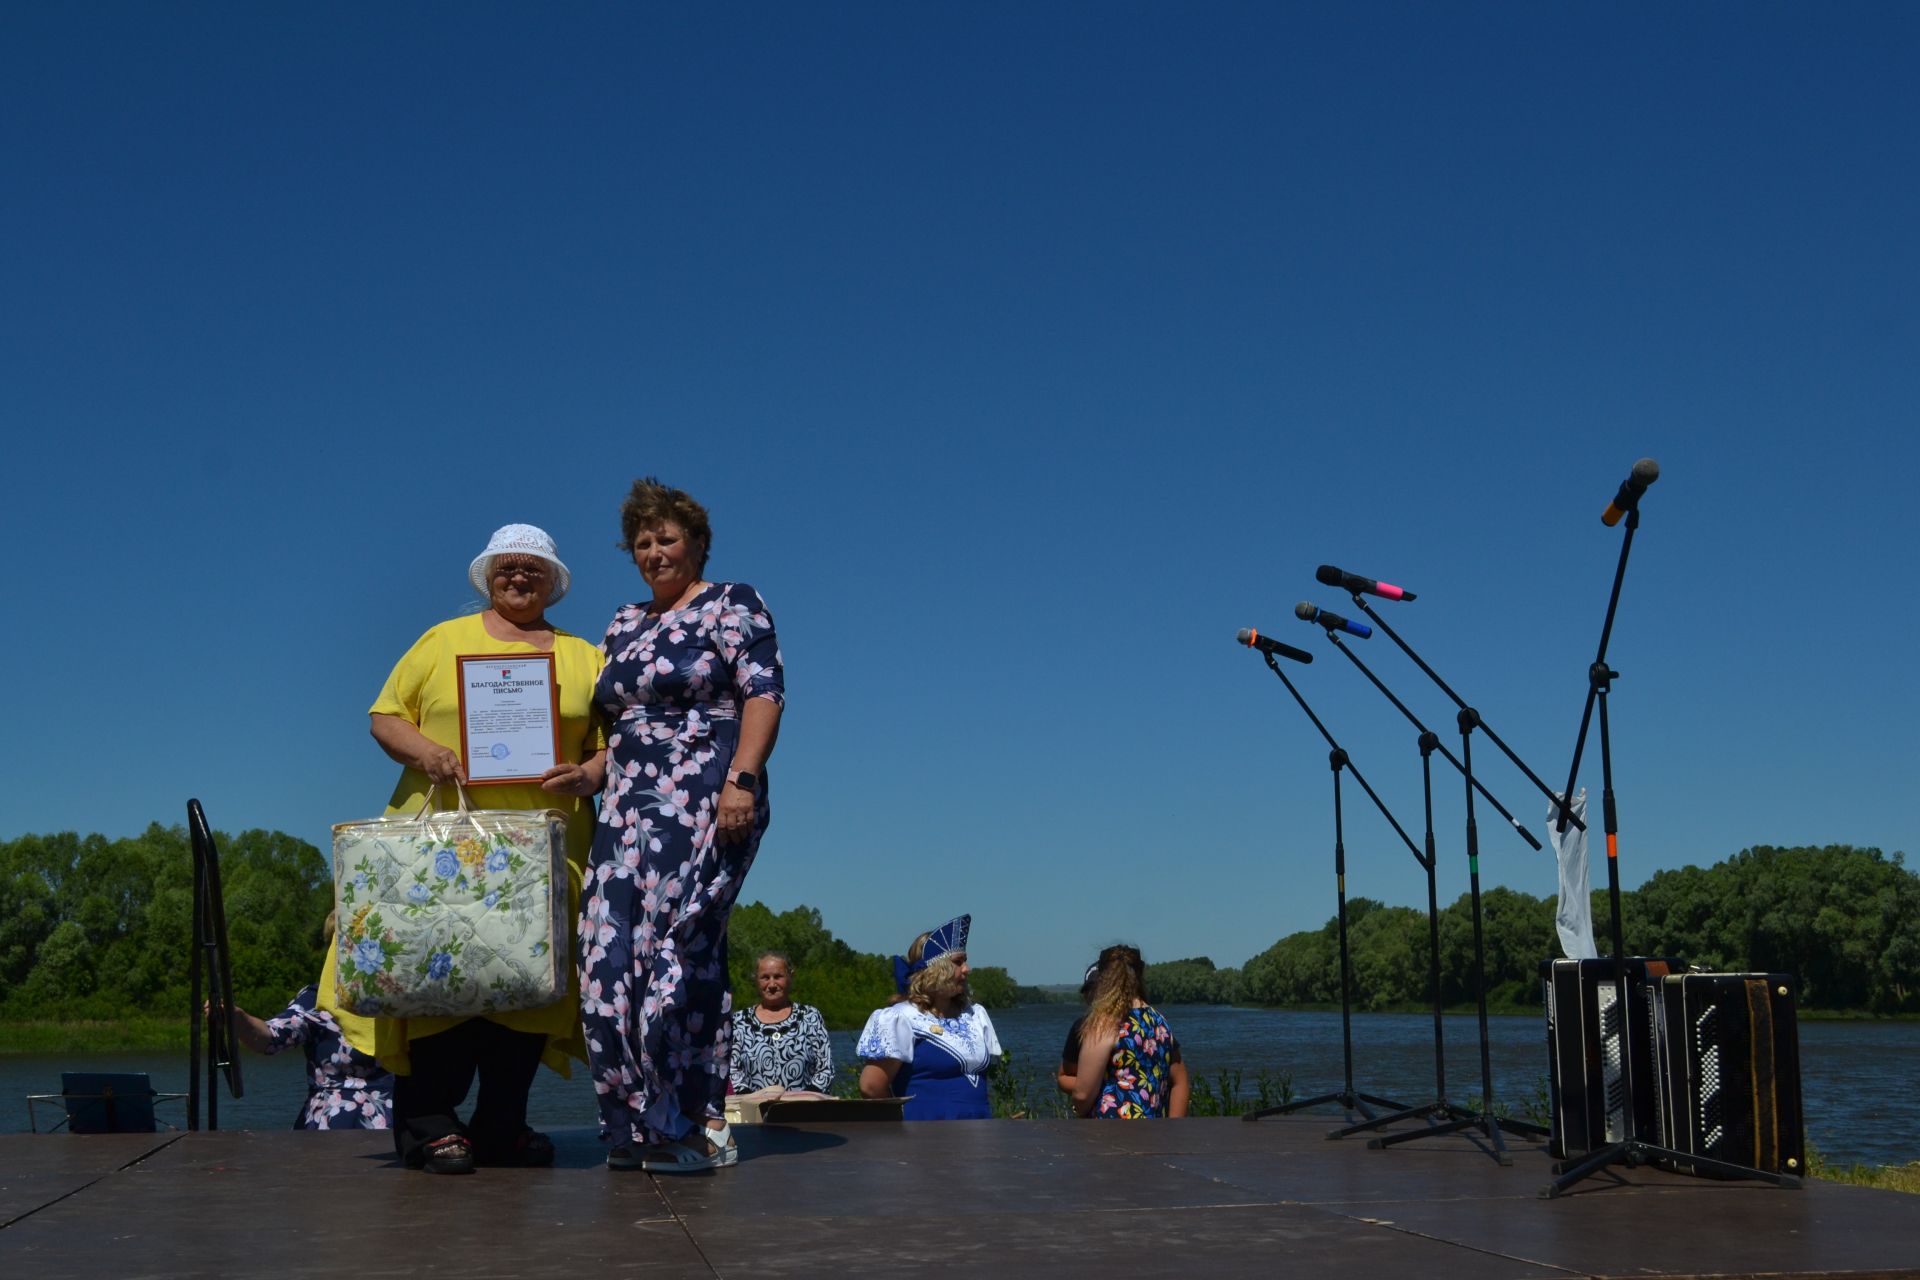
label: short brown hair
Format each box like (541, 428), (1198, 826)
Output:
(618, 477), (712, 573)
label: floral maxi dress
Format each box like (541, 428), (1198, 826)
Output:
(580, 583), (783, 1147)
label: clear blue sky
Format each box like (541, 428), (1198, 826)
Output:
(3, 4), (1915, 985)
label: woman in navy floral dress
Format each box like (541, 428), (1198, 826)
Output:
(230, 983), (395, 1130)
(581, 478), (784, 1173)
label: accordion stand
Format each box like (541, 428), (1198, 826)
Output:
(1540, 500), (1799, 1198)
(1241, 652), (1412, 1126)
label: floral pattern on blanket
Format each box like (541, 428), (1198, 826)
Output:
(332, 809), (569, 1018)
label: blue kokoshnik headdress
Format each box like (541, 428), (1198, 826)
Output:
(892, 913), (970, 994)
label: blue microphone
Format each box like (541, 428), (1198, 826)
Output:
(1296, 601), (1372, 639)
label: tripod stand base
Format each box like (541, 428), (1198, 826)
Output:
(1542, 1138), (1802, 1198)
(1366, 1106), (1547, 1167)
(1241, 1089), (1410, 1124)
(1329, 1097), (1480, 1139)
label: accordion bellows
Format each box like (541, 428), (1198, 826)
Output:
(332, 802), (570, 1019)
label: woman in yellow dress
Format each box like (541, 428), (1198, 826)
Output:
(323, 523), (606, 1174)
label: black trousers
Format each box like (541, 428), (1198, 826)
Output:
(392, 1018), (546, 1165)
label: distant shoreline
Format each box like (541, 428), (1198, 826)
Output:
(7, 1002), (1915, 1056)
(997, 999), (1920, 1022)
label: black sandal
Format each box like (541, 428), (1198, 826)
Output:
(421, 1133), (476, 1175)
(504, 1128), (555, 1168)
(473, 1127), (556, 1168)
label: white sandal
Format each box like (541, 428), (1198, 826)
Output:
(639, 1122), (737, 1174)
(710, 1121), (739, 1168)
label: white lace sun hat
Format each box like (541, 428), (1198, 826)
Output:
(468, 523), (572, 604)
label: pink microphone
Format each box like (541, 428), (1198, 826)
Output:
(1315, 565), (1417, 603)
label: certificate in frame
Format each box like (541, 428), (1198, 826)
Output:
(456, 653), (562, 785)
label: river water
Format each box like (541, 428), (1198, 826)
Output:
(6, 1006), (1915, 1167)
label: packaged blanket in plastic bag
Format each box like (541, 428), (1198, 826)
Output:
(331, 784), (568, 1018)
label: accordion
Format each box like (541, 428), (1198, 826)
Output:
(1652, 972), (1805, 1177)
(1542, 956), (1677, 1159)
(1543, 959), (1806, 1177)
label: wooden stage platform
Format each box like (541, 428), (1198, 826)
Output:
(4, 1114), (1918, 1279)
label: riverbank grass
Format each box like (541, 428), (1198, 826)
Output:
(1, 1018), (189, 1056)
(1812, 1153), (1920, 1194)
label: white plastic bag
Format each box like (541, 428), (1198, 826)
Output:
(1549, 791), (1597, 960)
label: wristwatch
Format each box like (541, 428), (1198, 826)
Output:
(729, 770), (758, 793)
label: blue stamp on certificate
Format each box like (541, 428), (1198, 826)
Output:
(490, 742), (510, 759)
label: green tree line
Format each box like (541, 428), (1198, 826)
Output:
(0, 827), (1034, 1031)
(1, 825), (333, 1019)
(1147, 845), (1920, 1014)
(7, 834), (1913, 1026)
(722, 901), (1028, 1029)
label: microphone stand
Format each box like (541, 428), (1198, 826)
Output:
(1540, 506), (1798, 1197)
(1367, 707), (1548, 1164)
(1241, 650), (1415, 1126)
(1316, 629), (1544, 856)
(1307, 629), (1536, 1156)
(1346, 594), (1587, 842)
(1336, 596), (1554, 1164)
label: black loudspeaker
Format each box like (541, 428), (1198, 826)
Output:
(1542, 957), (1679, 1159)
(1653, 972), (1806, 1177)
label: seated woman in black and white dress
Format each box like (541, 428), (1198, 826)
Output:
(728, 951), (834, 1094)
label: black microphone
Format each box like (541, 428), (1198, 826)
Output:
(1295, 601), (1371, 639)
(1601, 457), (1660, 527)
(1235, 628), (1313, 664)
(1315, 564), (1417, 602)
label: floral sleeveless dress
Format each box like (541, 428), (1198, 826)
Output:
(1095, 1005), (1175, 1118)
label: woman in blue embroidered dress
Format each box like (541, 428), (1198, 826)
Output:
(581, 478), (784, 1174)
(1070, 945), (1188, 1119)
(229, 981), (395, 1130)
(857, 915), (1001, 1120)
